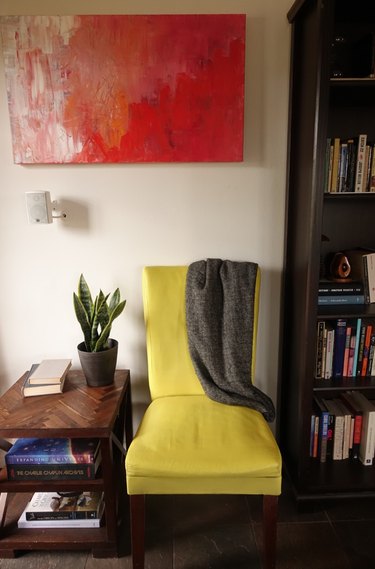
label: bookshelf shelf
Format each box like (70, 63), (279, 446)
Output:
(281, 0), (375, 501)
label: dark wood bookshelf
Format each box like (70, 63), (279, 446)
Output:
(280, 0), (375, 501)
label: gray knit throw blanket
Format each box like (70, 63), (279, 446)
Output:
(185, 259), (275, 422)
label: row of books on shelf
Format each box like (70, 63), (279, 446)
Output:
(311, 392), (375, 465)
(18, 491), (104, 528)
(5, 437), (100, 481)
(324, 134), (375, 194)
(22, 359), (72, 397)
(315, 318), (375, 380)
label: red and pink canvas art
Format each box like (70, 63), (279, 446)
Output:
(0, 15), (245, 164)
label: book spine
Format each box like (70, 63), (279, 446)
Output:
(354, 134), (367, 192)
(363, 255), (370, 304)
(26, 509), (100, 521)
(356, 325), (367, 376)
(318, 295), (365, 305)
(318, 410), (329, 463)
(361, 325), (373, 376)
(318, 284), (363, 295)
(338, 143), (348, 192)
(333, 415), (344, 460)
(333, 319), (347, 378)
(342, 326), (352, 377)
(330, 138), (341, 192)
(315, 321), (325, 378)
(367, 334), (375, 376)
(367, 254), (375, 303)
(6, 454), (96, 465)
(7, 463), (96, 480)
(325, 412), (335, 459)
(352, 318), (362, 377)
(18, 517), (102, 528)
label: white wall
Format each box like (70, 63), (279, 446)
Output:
(0, 0), (291, 425)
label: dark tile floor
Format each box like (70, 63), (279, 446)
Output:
(1, 476), (375, 568)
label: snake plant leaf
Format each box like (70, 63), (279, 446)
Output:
(108, 288), (121, 313)
(77, 274), (93, 320)
(73, 292), (92, 350)
(94, 299), (126, 352)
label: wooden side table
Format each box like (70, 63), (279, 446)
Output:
(0, 369), (132, 558)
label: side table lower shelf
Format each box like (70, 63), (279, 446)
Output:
(0, 493), (118, 558)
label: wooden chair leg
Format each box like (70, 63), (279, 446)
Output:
(262, 494), (278, 569)
(130, 494), (145, 569)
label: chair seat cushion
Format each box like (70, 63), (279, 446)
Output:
(126, 395), (282, 496)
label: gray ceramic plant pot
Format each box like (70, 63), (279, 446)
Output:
(77, 338), (118, 387)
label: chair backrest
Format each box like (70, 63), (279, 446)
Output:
(142, 265), (261, 400)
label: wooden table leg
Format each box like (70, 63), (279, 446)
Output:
(0, 493), (8, 528)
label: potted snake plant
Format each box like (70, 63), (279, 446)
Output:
(73, 274), (126, 386)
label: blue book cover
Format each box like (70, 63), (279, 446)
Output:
(332, 319), (347, 378)
(5, 438), (99, 465)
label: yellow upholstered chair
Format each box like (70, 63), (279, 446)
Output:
(125, 265), (282, 569)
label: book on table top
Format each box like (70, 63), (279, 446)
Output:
(5, 437), (100, 465)
(349, 391), (375, 466)
(23, 370), (67, 397)
(24, 491), (104, 520)
(28, 359), (72, 384)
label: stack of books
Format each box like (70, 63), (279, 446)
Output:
(318, 279), (365, 306)
(311, 392), (375, 466)
(18, 491), (104, 528)
(5, 437), (101, 481)
(22, 359), (72, 397)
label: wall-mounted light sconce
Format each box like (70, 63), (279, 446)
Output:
(25, 191), (67, 224)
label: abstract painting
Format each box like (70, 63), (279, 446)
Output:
(0, 15), (245, 164)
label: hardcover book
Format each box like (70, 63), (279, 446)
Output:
(23, 371), (67, 397)
(7, 462), (100, 481)
(24, 491), (104, 520)
(6, 438), (100, 465)
(28, 359), (72, 384)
